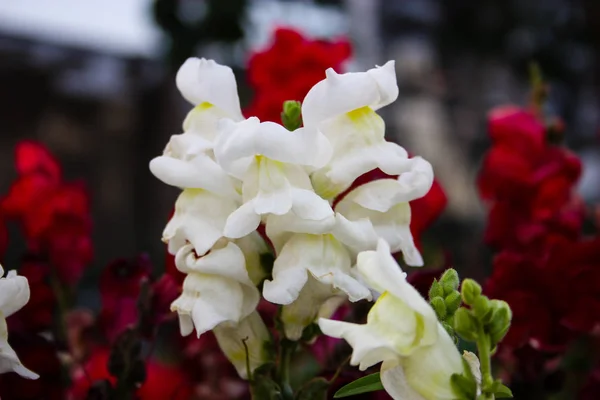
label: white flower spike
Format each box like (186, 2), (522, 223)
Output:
(0, 265), (39, 379)
(318, 239), (462, 400)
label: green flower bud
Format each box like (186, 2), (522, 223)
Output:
(281, 100), (302, 131)
(453, 308), (479, 342)
(440, 268), (460, 291)
(445, 291), (462, 315)
(472, 296), (492, 321)
(488, 301), (512, 345)
(428, 279), (444, 300)
(430, 296), (447, 320)
(442, 282), (456, 296)
(461, 279), (481, 306)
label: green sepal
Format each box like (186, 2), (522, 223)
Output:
(445, 291), (462, 315)
(430, 296), (447, 320)
(486, 380), (513, 398)
(453, 308), (479, 342)
(450, 373), (477, 400)
(429, 279), (444, 299)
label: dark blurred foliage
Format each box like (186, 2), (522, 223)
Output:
(153, 0), (247, 68)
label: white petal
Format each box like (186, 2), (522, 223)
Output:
(0, 272), (30, 318)
(163, 189), (239, 256)
(166, 132), (214, 159)
(317, 318), (399, 371)
(149, 155), (239, 197)
(263, 268), (308, 305)
(213, 311), (271, 379)
(380, 360), (426, 400)
(183, 104), (237, 142)
(463, 351), (482, 395)
(367, 61), (399, 110)
(265, 213), (336, 254)
(176, 58), (243, 119)
(253, 157), (293, 216)
(290, 188), (334, 221)
(399, 325), (463, 400)
(357, 240), (437, 344)
(0, 318), (39, 379)
(350, 158), (434, 212)
(224, 201), (262, 239)
(302, 68), (382, 129)
(331, 214), (379, 253)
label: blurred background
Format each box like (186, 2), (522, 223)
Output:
(0, 0), (598, 292)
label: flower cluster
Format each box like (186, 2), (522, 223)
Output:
(479, 105), (600, 352)
(149, 56), (437, 382)
(245, 27), (351, 123)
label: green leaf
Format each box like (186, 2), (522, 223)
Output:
(333, 373), (384, 398)
(295, 377), (329, 400)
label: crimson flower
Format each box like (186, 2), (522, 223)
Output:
(1, 140), (93, 285)
(245, 27), (351, 122)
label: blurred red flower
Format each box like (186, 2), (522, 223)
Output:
(1, 140), (93, 285)
(245, 27), (351, 122)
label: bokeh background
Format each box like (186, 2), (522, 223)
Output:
(0, 0), (598, 302)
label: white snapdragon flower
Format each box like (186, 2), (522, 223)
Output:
(0, 265), (39, 379)
(302, 61), (421, 199)
(213, 311), (272, 379)
(171, 242), (260, 338)
(318, 239), (462, 400)
(262, 232), (371, 340)
(214, 117), (333, 239)
(149, 58), (242, 193)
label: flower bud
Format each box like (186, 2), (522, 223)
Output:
(440, 268), (460, 291)
(472, 296), (492, 322)
(444, 291), (462, 315)
(460, 279), (481, 306)
(430, 296), (447, 320)
(428, 279), (444, 300)
(488, 300), (512, 345)
(453, 308), (479, 342)
(281, 100), (302, 131)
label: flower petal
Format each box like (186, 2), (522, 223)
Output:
(176, 58), (243, 119)
(149, 155), (239, 197)
(224, 201), (262, 239)
(0, 270), (30, 318)
(163, 189), (239, 256)
(380, 360), (426, 400)
(0, 318), (39, 379)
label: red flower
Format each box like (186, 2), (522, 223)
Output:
(98, 255), (152, 342)
(477, 106), (583, 250)
(69, 347), (115, 400)
(0, 334), (65, 400)
(137, 360), (194, 400)
(245, 27), (351, 122)
(1, 140), (93, 285)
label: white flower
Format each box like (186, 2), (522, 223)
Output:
(302, 61), (419, 199)
(170, 242), (259, 338)
(163, 188), (240, 256)
(213, 311), (272, 379)
(0, 265), (38, 379)
(334, 157), (434, 266)
(263, 233), (371, 339)
(214, 118), (333, 239)
(318, 239), (462, 400)
(149, 58), (243, 194)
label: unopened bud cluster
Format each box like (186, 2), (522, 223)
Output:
(428, 268), (462, 340)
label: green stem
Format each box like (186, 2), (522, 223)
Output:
(279, 339), (296, 399)
(476, 329), (495, 400)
